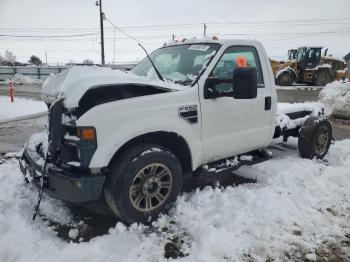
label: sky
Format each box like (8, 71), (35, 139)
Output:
(0, 0), (349, 65)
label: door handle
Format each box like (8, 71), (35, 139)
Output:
(265, 96), (272, 110)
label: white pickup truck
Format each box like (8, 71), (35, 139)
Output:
(20, 39), (332, 223)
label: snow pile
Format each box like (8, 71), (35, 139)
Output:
(5, 73), (43, 85)
(319, 81), (350, 119)
(0, 139), (350, 261)
(0, 96), (47, 122)
(276, 102), (324, 129)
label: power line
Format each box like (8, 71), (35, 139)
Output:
(2, 17), (349, 32)
(0, 33), (98, 38)
(2, 27), (349, 41)
(104, 17), (149, 44)
(207, 17), (350, 25)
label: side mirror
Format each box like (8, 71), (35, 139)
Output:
(232, 66), (257, 99)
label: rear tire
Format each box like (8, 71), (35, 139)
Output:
(275, 70), (296, 86)
(104, 144), (183, 223)
(298, 117), (332, 159)
(314, 71), (332, 86)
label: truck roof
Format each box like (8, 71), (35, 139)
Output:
(163, 38), (263, 48)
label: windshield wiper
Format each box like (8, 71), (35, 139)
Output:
(138, 43), (164, 81)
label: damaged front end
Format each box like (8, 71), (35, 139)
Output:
(19, 98), (105, 203)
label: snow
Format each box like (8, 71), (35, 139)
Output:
(0, 96), (47, 122)
(64, 134), (80, 142)
(24, 131), (48, 166)
(276, 85), (323, 90)
(319, 81), (350, 119)
(207, 156), (239, 173)
(66, 161), (80, 167)
(68, 228), (79, 239)
(140, 147), (162, 157)
(305, 253), (317, 261)
(277, 102), (323, 115)
(239, 155), (253, 161)
(276, 102), (324, 129)
(315, 63), (331, 70)
(4, 152), (18, 158)
(323, 56), (345, 63)
(1, 138), (350, 261)
(41, 66), (187, 108)
(4, 73), (43, 85)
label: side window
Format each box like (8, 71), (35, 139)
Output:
(211, 46), (264, 93)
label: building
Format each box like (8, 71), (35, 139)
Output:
(344, 52), (350, 78)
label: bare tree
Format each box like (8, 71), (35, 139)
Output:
(4, 50), (16, 65)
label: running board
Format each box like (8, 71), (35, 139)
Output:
(194, 149), (272, 177)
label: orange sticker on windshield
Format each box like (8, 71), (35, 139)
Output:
(236, 56), (247, 67)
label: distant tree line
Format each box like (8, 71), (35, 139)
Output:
(0, 50), (95, 66)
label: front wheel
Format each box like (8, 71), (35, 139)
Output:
(275, 69), (296, 86)
(104, 144), (183, 223)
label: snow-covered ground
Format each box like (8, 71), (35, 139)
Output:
(0, 138), (349, 261)
(320, 81), (350, 119)
(4, 73), (43, 85)
(0, 96), (47, 122)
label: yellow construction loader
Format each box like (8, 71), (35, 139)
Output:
(273, 47), (347, 86)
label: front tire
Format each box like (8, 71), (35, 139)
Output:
(104, 144), (183, 223)
(275, 69), (296, 86)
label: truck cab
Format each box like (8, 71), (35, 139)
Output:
(288, 49), (297, 60)
(129, 40), (276, 164)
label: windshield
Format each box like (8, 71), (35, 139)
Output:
(130, 43), (220, 85)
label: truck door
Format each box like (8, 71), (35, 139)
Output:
(199, 45), (274, 163)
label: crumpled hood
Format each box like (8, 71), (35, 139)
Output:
(41, 66), (185, 108)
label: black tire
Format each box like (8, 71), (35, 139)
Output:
(104, 144), (183, 223)
(314, 70), (332, 86)
(298, 117), (332, 159)
(275, 70), (296, 86)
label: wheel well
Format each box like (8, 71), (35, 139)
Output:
(108, 131), (192, 173)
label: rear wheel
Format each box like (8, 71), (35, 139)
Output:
(104, 144), (183, 223)
(314, 71), (332, 86)
(298, 118), (332, 159)
(275, 70), (296, 86)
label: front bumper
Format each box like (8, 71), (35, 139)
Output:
(19, 140), (105, 203)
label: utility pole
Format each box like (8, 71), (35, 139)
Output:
(45, 51), (47, 65)
(113, 27), (116, 64)
(203, 23), (207, 38)
(172, 34), (175, 43)
(96, 0), (105, 65)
